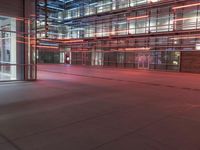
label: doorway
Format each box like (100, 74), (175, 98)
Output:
(82, 52), (91, 65)
(136, 52), (150, 69)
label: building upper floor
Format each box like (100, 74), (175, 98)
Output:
(36, 0), (200, 39)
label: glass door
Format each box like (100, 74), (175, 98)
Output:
(82, 52), (89, 65)
(136, 52), (150, 69)
(0, 15), (36, 81)
(0, 16), (17, 81)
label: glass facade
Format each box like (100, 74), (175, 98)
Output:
(36, 0), (200, 72)
(0, 0), (37, 81)
(0, 17), (17, 80)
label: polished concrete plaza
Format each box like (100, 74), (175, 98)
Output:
(0, 65), (200, 150)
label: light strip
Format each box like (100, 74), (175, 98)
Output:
(40, 38), (84, 43)
(173, 16), (200, 22)
(127, 15), (149, 21)
(62, 40), (84, 43)
(173, 2), (200, 10)
(34, 45), (59, 49)
(125, 47), (150, 51)
(171, 36), (200, 40)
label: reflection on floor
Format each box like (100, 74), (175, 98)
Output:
(0, 72), (12, 81)
(1, 65), (200, 150)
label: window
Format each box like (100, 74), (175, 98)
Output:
(0, 16), (17, 80)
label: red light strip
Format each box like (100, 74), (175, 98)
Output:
(171, 36), (200, 40)
(127, 15), (149, 21)
(40, 39), (62, 43)
(95, 30), (128, 35)
(125, 47), (150, 51)
(40, 39), (84, 43)
(173, 3), (200, 10)
(17, 40), (28, 44)
(173, 16), (200, 22)
(17, 34), (36, 40)
(17, 40), (36, 45)
(34, 45), (59, 49)
(62, 39), (84, 43)
(174, 17), (194, 22)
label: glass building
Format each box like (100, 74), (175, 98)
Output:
(36, 0), (200, 73)
(0, 0), (37, 81)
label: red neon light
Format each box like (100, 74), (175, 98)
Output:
(173, 17), (199, 22)
(17, 34), (36, 40)
(62, 39), (84, 43)
(173, 3), (200, 10)
(40, 38), (84, 43)
(125, 47), (150, 51)
(17, 40), (28, 44)
(127, 15), (149, 21)
(40, 39), (61, 43)
(95, 29), (129, 35)
(171, 36), (200, 40)
(30, 14), (36, 17)
(34, 45), (59, 49)
(17, 40), (36, 45)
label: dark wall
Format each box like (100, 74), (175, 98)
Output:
(38, 51), (60, 64)
(180, 51), (200, 73)
(0, 0), (24, 17)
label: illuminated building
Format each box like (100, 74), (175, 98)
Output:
(37, 0), (200, 73)
(2, 0), (200, 81)
(0, 0), (36, 81)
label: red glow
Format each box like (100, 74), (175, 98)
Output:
(16, 17), (31, 24)
(34, 45), (59, 49)
(62, 39), (84, 43)
(171, 36), (200, 40)
(17, 40), (28, 44)
(173, 3), (200, 10)
(124, 47), (150, 51)
(173, 17), (199, 22)
(17, 40), (36, 45)
(40, 38), (84, 43)
(127, 15), (149, 21)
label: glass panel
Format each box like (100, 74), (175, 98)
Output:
(0, 16), (17, 81)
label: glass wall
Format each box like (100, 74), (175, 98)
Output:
(0, 16), (18, 81)
(0, 14), (36, 81)
(37, 0), (200, 40)
(36, 0), (200, 73)
(59, 6), (200, 39)
(63, 0), (161, 20)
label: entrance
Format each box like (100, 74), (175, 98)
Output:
(136, 52), (150, 69)
(92, 51), (104, 66)
(82, 52), (91, 65)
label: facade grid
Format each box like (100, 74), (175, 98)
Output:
(37, 0), (200, 73)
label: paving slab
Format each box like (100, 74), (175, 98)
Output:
(0, 136), (6, 144)
(0, 65), (200, 150)
(0, 142), (17, 150)
(138, 117), (200, 150)
(92, 133), (171, 150)
(14, 117), (133, 150)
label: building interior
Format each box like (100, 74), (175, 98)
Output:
(1, 1), (200, 150)
(0, 0), (200, 80)
(36, 0), (200, 74)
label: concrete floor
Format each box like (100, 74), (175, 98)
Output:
(0, 65), (200, 150)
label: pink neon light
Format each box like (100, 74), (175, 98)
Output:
(171, 36), (200, 40)
(127, 15), (149, 21)
(125, 47), (150, 51)
(35, 45), (59, 49)
(173, 3), (200, 10)
(173, 17), (200, 22)
(40, 38), (84, 43)
(17, 41), (28, 44)
(62, 40), (84, 43)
